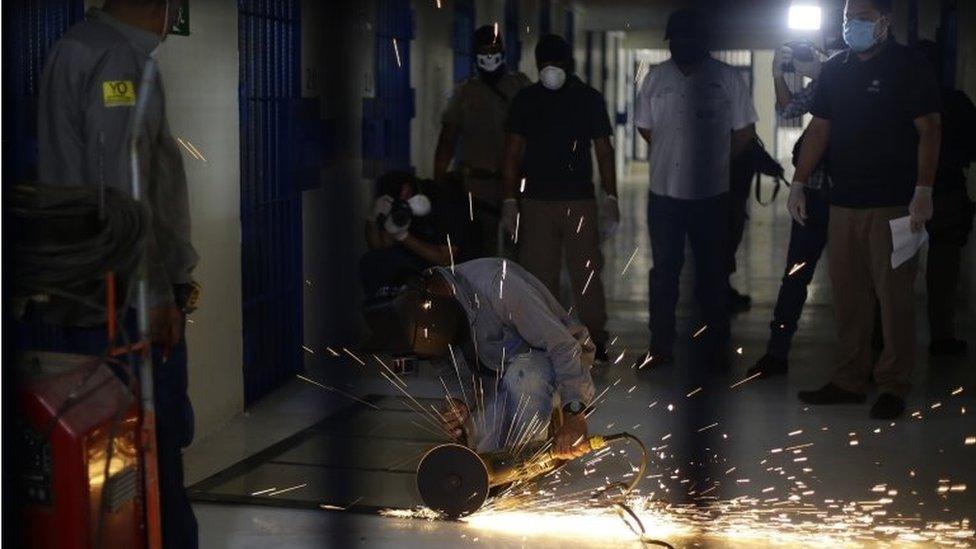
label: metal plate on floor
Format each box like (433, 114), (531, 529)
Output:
(188, 395), (452, 513)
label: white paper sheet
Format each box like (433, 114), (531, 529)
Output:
(889, 215), (928, 269)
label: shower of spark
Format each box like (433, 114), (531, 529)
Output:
(620, 246), (641, 276)
(342, 347), (366, 366)
(447, 233), (455, 273)
(176, 137), (207, 162)
(787, 262), (807, 276)
(320, 496), (363, 511)
(296, 374), (379, 409)
(323, 314), (973, 549)
(580, 270), (595, 295)
(267, 483), (307, 496)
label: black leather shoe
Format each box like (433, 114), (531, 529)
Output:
(870, 393), (906, 420)
(798, 383), (866, 405)
(929, 338), (967, 357)
(747, 354), (788, 379)
(728, 287), (752, 314)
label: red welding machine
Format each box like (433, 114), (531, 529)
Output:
(16, 351), (146, 549)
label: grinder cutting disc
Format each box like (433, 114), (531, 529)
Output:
(416, 443), (489, 518)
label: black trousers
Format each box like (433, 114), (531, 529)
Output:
(926, 193), (976, 341)
(647, 192), (731, 364)
(766, 186), (830, 359)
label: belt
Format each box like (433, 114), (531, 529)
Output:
(460, 165), (503, 180)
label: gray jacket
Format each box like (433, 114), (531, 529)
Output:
(433, 259), (596, 406)
(38, 8), (198, 316)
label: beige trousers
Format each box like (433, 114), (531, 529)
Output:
(518, 199), (608, 345)
(828, 206), (918, 397)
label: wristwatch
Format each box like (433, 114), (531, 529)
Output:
(173, 282), (201, 315)
(562, 401), (586, 416)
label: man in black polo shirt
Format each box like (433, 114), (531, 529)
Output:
(791, 0), (941, 419)
(501, 34), (618, 362)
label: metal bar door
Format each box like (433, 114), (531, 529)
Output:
(1, 0), (84, 185)
(238, 0), (304, 405)
(362, 0), (415, 176)
(453, 0), (475, 83)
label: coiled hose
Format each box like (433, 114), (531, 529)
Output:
(7, 183), (148, 325)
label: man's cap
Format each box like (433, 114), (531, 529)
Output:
(535, 34), (571, 65)
(474, 25), (503, 50)
(664, 8), (710, 41)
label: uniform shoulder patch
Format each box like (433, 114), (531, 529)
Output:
(102, 80), (136, 107)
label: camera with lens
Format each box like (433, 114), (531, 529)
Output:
(379, 199), (415, 232)
(782, 41), (817, 73)
(373, 170), (434, 236)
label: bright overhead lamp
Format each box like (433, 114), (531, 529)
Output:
(788, 4), (822, 31)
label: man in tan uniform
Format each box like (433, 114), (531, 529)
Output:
(435, 25), (530, 258)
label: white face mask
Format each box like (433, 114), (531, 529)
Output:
(540, 66), (566, 90)
(407, 194), (432, 217)
(476, 52), (504, 73)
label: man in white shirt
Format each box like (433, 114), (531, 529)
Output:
(635, 8), (758, 370)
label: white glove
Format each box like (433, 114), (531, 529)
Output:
(793, 52), (822, 80)
(601, 195), (620, 241)
(909, 185), (933, 232)
(383, 215), (410, 241)
(502, 198), (519, 236)
(373, 195), (394, 218)
(787, 181), (807, 226)
(772, 46), (792, 78)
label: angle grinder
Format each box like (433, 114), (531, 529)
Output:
(416, 433), (644, 518)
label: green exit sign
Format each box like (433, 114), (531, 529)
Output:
(170, 0), (190, 36)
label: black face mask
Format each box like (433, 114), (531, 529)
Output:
(669, 43), (709, 65)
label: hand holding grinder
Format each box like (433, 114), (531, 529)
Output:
(420, 400), (647, 518)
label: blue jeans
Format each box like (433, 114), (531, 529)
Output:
(13, 310), (199, 549)
(647, 192), (730, 362)
(766, 186), (829, 359)
(471, 351), (557, 453)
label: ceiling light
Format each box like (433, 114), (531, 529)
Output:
(788, 4), (822, 31)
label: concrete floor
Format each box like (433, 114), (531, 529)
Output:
(187, 169), (976, 548)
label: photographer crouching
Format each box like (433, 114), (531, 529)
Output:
(360, 171), (478, 298)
